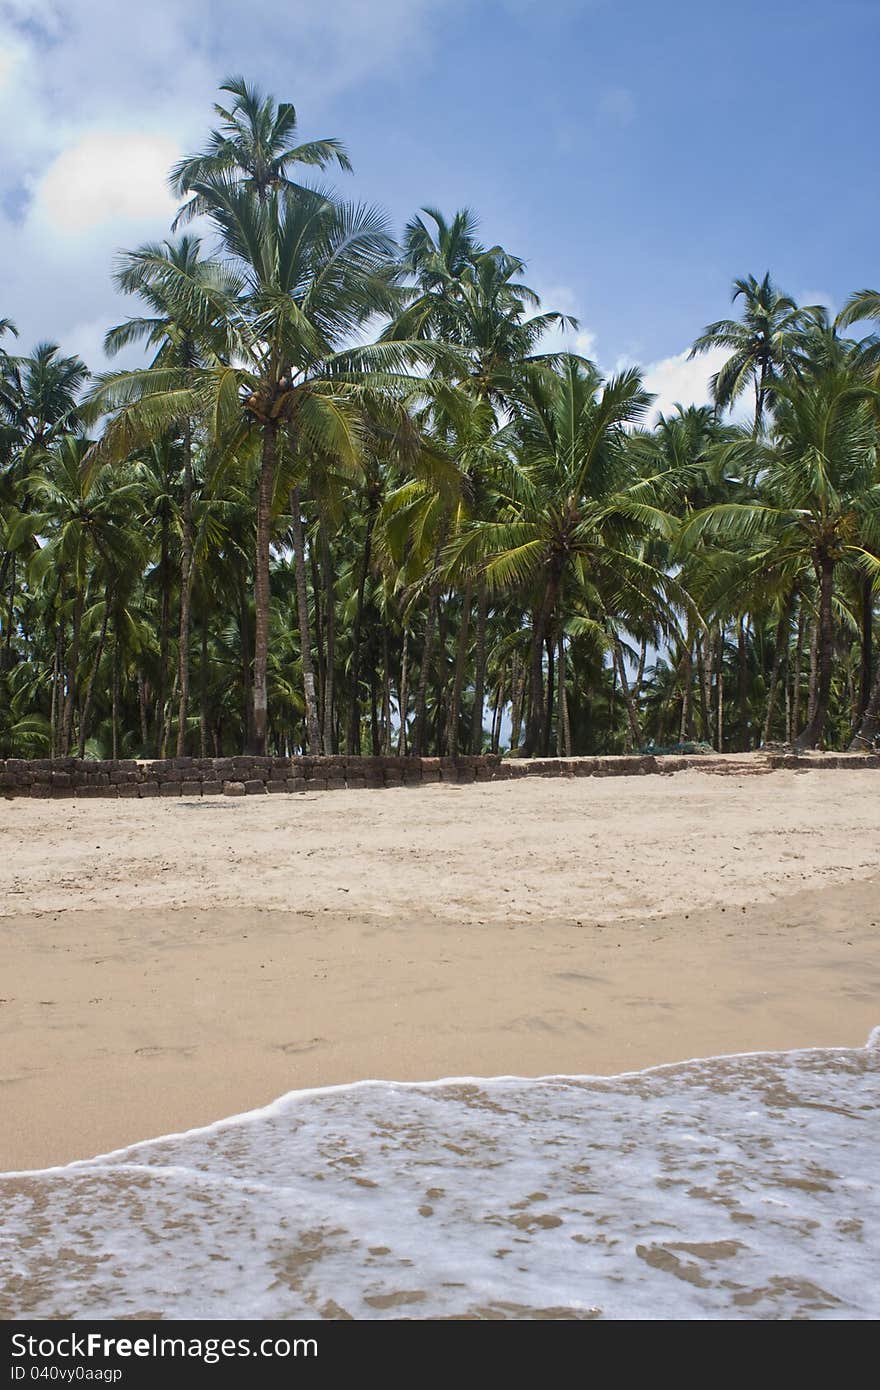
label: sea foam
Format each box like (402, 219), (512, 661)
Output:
(2, 1033), (878, 1320)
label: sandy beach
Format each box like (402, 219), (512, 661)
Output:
(2, 769), (879, 1171)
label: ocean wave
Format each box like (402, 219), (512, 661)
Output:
(3, 1032), (878, 1320)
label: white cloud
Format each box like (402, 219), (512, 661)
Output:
(33, 132), (179, 235)
(0, 0), (463, 370)
(640, 345), (730, 421)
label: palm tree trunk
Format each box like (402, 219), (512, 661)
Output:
(289, 487), (321, 754)
(2, 556), (16, 669)
(858, 574), (873, 722)
(370, 667), (380, 755)
(199, 610), (209, 759)
(156, 514), (170, 757)
(762, 602), (790, 745)
(716, 629), (724, 751)
(445, 581), (472, 757)
(491, 678), (503, 754)
(412, 582), (441, 757)
(737, 615), (750, 751)
(78, 590), (110, 758)
(347, 502), (376, 755)
(806, 612), (819, 730)
(138, 670), (148, 750)
(543, 634), (555, 755)
(509, 652), (521, 753)
(238, 570), (254, 751)
(382, 624), (392, 755)
(796, 559), (835, 750)
(696, 630), (711, 743)
(49, 622), (61, 760)
(61, 592), (84, 757)
(111, 638), (119, 760)
(613, 635), (642, 751)
(397, 626), (409, 756)
(556, 633), (569, 756)
(791, 602), (805, 737)
(850, 659), (880, 749)
(524, 578), (558, 757)
(175, 421), (195, 757)
(251, 421), (278, 755)
(678, 629), (692, 743)
(469, 577), (489, 754)
(523, 618), (545, 757)
(319, 516), (336, 755)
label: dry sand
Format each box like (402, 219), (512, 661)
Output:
(2, 769), (879, 1170)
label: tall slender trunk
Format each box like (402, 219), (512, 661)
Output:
(678, 627), (692, 743)
(319, 516), (336, 755)
(524, 614), (546, 757)
(50, 622), (62, 760)
(61, 591), (84, 757)
(381, 624), (392, 755)
(791, 602), (805, 738)
(411, 581), (441, 757)
(491, 679), (503, 755)
(78, 588), (110, 758)
(163, 669), (178, 756)
(238, 571), (254, 751)
(111, 637), (119, 760)
(850, 656), (880, 749)
(716, 629), (724, 751)
(369, 666), (380, 755)
(633, 635), (648, 702)
(155, 514), (170, 757)
(445, 580), (472, 757)
(559, 634), (572, 755)
(347, 501), (377, 755)
(857, 574), (873, 722)
(397, 627), (409, 756)
(613, 635), (642, 751)
(469, 577), (489, 754)
(556, 634), (566, 757)
(524, 575), (558, 756)
(311, 550), (324, 728)
(737, 615), (750, 751)
(762, 602), (791, 745)
(696, 630), (711, 743)
(199, 610), (209, 759)
(176, 421), (195, 757)
(2, 556), (15, 668)
(251, 421), (278, 755)
(289, 487), (321, 754)
(543, 634), (555, 755)
(806, 612), (819, 730)
(138, 671), (149, 750)
(509, 652), (523, 753)
(796, 558), (835, 750)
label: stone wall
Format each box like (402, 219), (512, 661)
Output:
(1, 750), (878, 799)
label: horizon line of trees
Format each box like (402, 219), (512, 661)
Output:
(2, 76), (879, 764)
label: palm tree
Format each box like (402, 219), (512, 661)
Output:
(88, 180), (403, 754)
(23, 436), (145, 755)
(169, 75), (351, 228)
(682, 367), (880, 748)
(387, 209), (575, 749)
(690, 273), (813, 429)
(449, 355), (680, 755)
(105, 235), (237, 754)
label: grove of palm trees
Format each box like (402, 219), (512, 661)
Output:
(2, 78), (879, 767)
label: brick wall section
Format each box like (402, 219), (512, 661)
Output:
(0, 751), (878, 799)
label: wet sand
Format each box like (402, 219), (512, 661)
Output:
(2, 770), (879, 1170)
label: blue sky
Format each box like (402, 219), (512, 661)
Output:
(1, 0), (877, 415)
